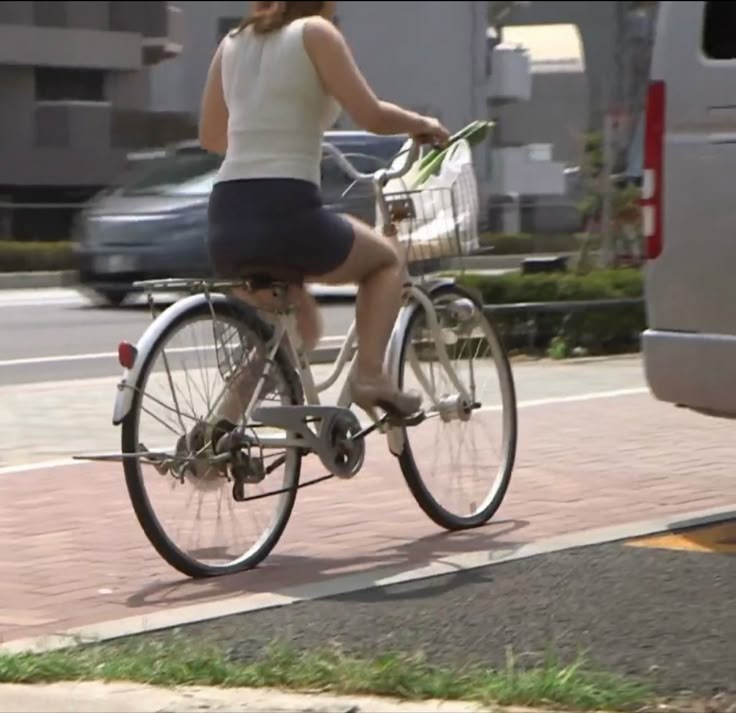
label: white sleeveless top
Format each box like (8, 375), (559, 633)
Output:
(215, 17), (341, 187)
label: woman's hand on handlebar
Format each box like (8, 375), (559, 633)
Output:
(413, 116), (450, 149)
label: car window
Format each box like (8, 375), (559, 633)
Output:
(113, 136), (407, 199)
(118, 151), (222, 197)
(320, 137), (406, 199)
(703, 1), (736, 60)
(321, 151), (386, 195)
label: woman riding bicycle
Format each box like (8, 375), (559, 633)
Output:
(199, 0), (449, 419)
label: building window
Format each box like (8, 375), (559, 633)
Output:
(217, 17), (241, 43)
(703, 1), (736, 59)
(34, 67), (106, 103)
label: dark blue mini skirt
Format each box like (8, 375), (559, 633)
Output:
(207, 178), (355, 280)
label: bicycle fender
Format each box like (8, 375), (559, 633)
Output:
(112, 292), (230, 426)
(384, 277), (456, 456)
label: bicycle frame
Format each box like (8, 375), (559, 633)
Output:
(219, 274), (472, 457)
(109, 137), (475, 461)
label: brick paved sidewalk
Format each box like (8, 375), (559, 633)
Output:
(0, 388), (733, 647)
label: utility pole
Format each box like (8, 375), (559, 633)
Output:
(598, 111), (615, 268)
(599, 1), (630, 268)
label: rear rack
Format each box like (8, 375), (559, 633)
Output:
(132, 278), (248, 294)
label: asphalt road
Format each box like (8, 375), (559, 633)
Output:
(144, 536), (736, 701)
(0, 288), (355, 386)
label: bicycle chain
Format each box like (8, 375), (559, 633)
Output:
(231, 411), (418, 503)
(234, 471), (336, 503)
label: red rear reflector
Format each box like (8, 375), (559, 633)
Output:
(118, 341), (137, 369)
(642, 80), (665, 259)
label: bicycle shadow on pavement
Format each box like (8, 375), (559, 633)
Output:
(125, 517), (530, 610)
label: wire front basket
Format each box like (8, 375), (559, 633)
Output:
(382, 157), (480, 279)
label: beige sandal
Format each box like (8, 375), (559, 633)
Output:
(350, 373), (422, 419)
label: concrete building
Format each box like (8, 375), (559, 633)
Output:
(498, 0), (657, 167)
(147, 0), (573, 228)
(0, 1), (597, 239)
(491, 23), (588, 165)
(0, 1), (184, 237)
(500, 1), (621, 130)
(482, 0), (659, 233)
(485, 22), (588, 233)
(149, 1), (494, 183)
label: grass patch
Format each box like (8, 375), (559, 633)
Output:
(0, 637), (650, 710)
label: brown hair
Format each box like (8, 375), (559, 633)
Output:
(231, 1), (327, 36)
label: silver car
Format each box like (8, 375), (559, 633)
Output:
(74, 131), (407, 306)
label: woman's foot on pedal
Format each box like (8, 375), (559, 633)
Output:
(350, 373), (422, 420)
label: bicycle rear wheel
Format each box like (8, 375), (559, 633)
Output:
(396, 283), (517, 530)
(121, 297), (303, 578)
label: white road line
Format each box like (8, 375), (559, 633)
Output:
(0, 386), (649, 476)
(516, 387), (648, 409)
(0, 351), (118, 367)
(0, 289), (79, 302)
(0, 458), (80, 476)
(446, 387), (648, 416)
(0, 298), (83, 309)
(0, 285), (357, 310)
(0, 336), (348, 369)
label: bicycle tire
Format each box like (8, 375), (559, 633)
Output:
(122, 296), (303, 578)
(396, 283), (518, 530)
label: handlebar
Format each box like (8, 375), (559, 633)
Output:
(321, 138), (422, 186)
(321, 138), (424, 235)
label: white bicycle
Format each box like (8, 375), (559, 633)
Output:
(84, 137), (518, 578)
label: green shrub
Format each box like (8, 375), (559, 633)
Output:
(458, 268), (642, 304)
(457, 268), (645, 356)
(0, 241), (76, 273)
(478, 232), (600, 256)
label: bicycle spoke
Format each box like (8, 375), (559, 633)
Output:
(160, 349), (188, 434)
(398, 286), (517, 528)
(125, 306), (301, 578)
(139, 401), (185, 438)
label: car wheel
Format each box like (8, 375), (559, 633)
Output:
(94, 289), (128, 307)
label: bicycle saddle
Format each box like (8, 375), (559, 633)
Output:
(239, 267), (305, 292)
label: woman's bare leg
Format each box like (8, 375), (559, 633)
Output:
(214, 284), (322, 423)
(228, 284), (322, 353)
(215, 215), (418, 423)
(311, 216), (403, 378)
(309, 216), (421, 416)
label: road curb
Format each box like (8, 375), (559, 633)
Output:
(2, 504), (732, 656)
(0, 253), (542, 292)
(0, 681), (514, 712)
(0, 271), (76, 290)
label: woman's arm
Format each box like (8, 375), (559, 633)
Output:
(199, 40), (229, 155)
(303, 17), (448, 143)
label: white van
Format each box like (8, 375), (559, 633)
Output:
(642, 0), (736, 419)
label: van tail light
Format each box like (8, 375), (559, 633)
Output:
(642, 80), (665, 259)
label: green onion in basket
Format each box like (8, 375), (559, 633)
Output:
(411, 120), (494, 188)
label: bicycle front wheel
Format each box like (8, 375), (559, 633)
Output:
(122, 297), (303, 578)
(396, 283), (517, 530)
